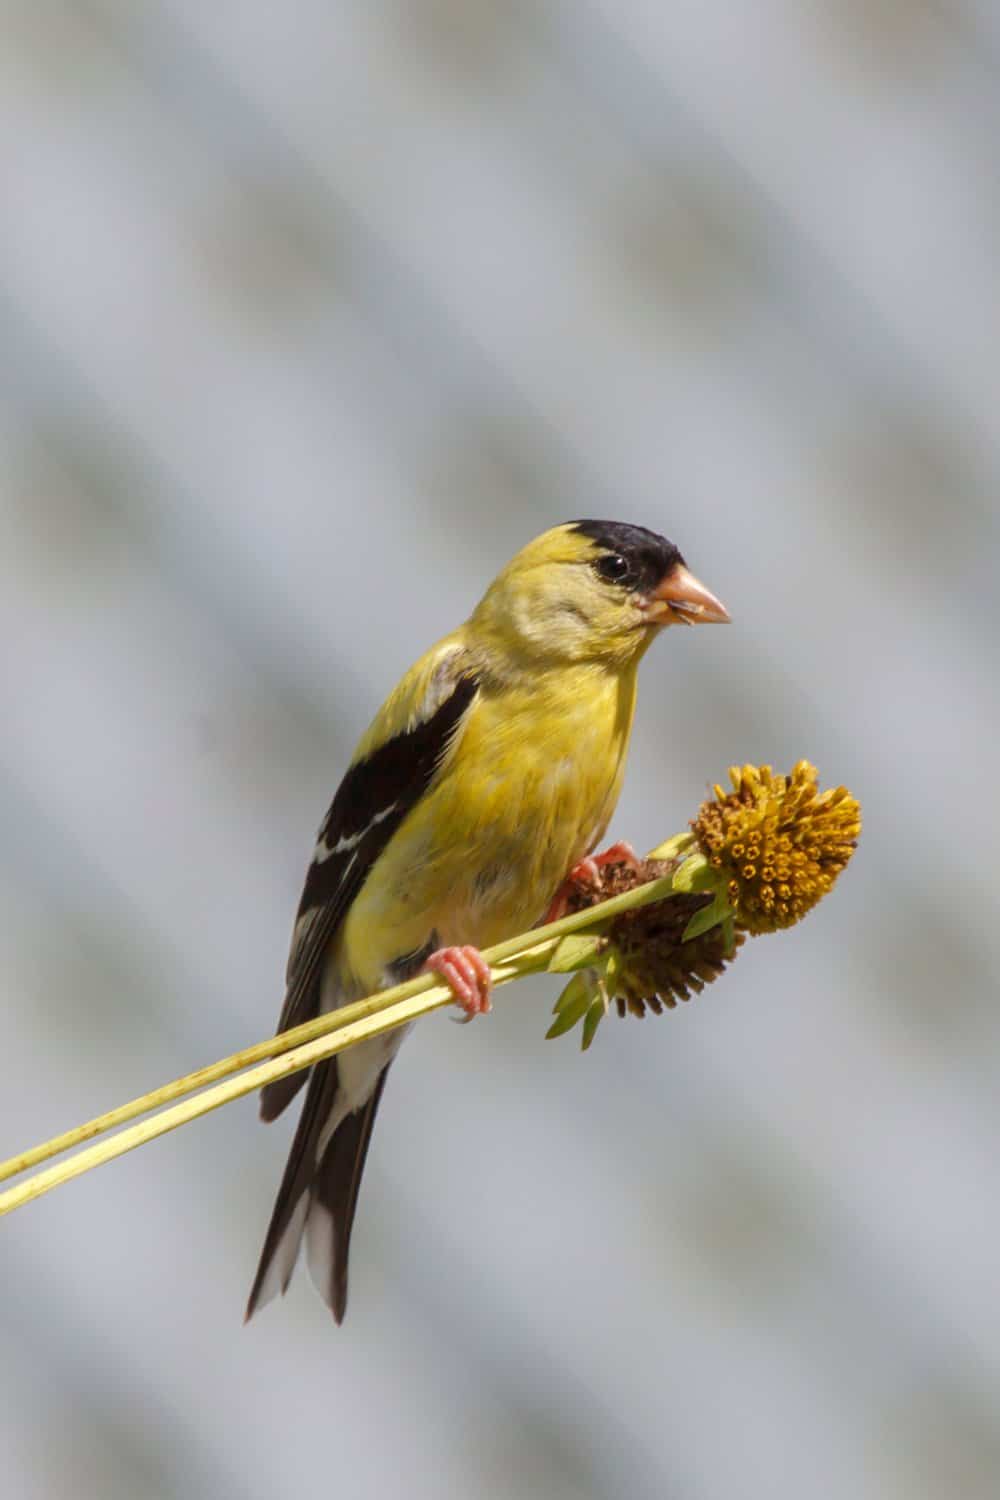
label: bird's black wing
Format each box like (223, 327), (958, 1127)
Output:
(259, 664), (480, 1122)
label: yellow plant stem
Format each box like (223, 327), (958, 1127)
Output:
(0, 872), (678, 1218)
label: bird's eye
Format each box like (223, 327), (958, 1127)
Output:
(594, 553), (632, 585)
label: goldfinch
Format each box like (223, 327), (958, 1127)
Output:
(246, 520), (728, 1323)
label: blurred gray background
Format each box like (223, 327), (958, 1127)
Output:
(1, 3), (998, 1498)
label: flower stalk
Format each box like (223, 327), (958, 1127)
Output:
(0, 870), (680, 1217)
(0, 761), (859, 1218)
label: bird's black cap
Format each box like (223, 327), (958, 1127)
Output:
(569, 520), (684, 592)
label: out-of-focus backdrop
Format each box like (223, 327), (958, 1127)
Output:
(2, 4), (998, 1498)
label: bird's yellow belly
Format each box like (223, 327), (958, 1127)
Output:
(340, 669), (636, 984)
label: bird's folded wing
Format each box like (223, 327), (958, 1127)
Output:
(260, 642), (480, 1121)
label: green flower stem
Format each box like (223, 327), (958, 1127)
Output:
(0, 870), (679, 1219)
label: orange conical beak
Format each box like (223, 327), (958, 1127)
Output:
(643, 564), (730, 626)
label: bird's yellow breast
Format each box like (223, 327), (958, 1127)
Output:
(339, 661), (639, 987)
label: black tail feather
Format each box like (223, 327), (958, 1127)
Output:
(312, 1067), (389, 1324)
(245, 1058), (339, 1320)
(259, 1069), (309, 1123)
(245, 1059), (391, 1324)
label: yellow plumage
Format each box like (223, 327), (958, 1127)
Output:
(341, 651), (637, 984)
(247, 520), (728, 1324)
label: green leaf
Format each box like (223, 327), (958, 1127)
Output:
(550, 968), (595, 1017)
(580, 995), (608, 1051)
(670, 853), (713, 893)
(547, 933), (604, 974)
(681, 894), (730, 943)
(546, 972), (597, 1038)
(646, 832), (696, 862)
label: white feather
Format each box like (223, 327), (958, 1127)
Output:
(304, 1197), (337, 1305)
(250, 1191), (310, 1313)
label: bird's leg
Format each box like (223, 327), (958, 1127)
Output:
(423, 945), (493, 1019)
(544, 841), (642, 923)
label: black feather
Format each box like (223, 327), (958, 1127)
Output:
(313, 1067), (390, 1324)
(259, 670), (479, 1123)
(245, 1056), (340, 1318)
(245, 1059), (390, 1324)
(569, 519), (683, 593)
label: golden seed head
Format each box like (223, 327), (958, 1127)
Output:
(690, 762), (861, 933)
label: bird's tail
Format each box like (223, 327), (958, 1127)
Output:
(245, 1058), (390, 1324)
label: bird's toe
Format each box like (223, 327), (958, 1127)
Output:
(425, 945), (493, 1018)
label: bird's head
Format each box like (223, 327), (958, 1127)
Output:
(469, 520), (729, 668)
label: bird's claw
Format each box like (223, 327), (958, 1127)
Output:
(545, 841), (642, 922)
(424, 945), (493, 1020)
(588, 840), (641, 874)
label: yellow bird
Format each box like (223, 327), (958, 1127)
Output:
(246, 521), (728, 1322)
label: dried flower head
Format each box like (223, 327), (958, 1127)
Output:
(609, 890), (745, 1016)
(546, 856), (744, 1046)
(691, 761), (861, 934)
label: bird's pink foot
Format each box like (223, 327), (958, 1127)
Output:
(424, 945), (492, 1018)
(589, 840), (641, 874)
(544, 841), (642, 923)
